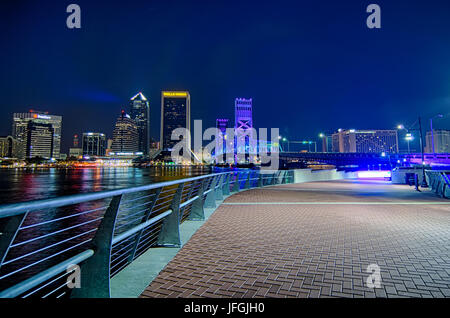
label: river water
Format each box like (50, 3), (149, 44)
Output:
(0, 166), (213, 205)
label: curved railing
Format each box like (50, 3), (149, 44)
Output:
(426, 170), (450, 199)
(0, 169), (293, 298)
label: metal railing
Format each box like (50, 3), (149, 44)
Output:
(426, 170), (450, 199)
(0, 169), (293, 298)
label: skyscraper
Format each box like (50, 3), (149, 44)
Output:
(24, 121), (54, 159)
(235, 98), (254, 157)
(215, 118), (229, 161)
(129, 92), (150, 156)
(73, 134), (79, 148)
(111, 111), (139, 154)
(82, 132), (107, 156)
(160, 91), (190, 151)
(12, 110), (62, 159)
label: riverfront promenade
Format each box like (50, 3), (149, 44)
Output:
(140, 180), (450, 298)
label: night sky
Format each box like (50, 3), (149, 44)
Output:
(1, 0), (450, 154)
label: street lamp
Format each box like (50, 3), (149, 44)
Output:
(282, 137), (289, 152)
(405, 133), (413, 153)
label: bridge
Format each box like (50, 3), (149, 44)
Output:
(279, 152), (450, 168)
(0, 169), (449, 298)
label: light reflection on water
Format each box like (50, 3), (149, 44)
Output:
(0, 166), (212, 204)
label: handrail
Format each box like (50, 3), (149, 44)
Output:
(0, 250), (94, 298)
(0, 169), (294, 298)
(0, 172), (229, 218)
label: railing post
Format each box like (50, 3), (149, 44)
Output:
(189, 179), (206, 221)
(244, 171), (251, 189)
(281, 171), (287, 184)
(222, 173), (231, 196)
(127, 188), (162, 263)
(157, 184), (184, 247)
(204, 176), (218, 208)
(274, 171), (280, 185)
(231, 172), (240, 193)
(257, 173), (263, 188)
(215, 175), (224, 201)
(71, 194), (122, 298)
(0, 213), (28, 269)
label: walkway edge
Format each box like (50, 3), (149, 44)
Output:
(109, 194), (232, 298)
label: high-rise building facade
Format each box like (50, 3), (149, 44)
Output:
(215, 118), (229, 160)
(0, 136), (18, 158)
(73, 134), (79, 148)
(82, 132), (107, 156)
(332, 129), (398, 153)
(160, 91), (190, 151)
(12, 110), (62, 159)
(235, 98), (254, 157)
(129, 92), (150, 156)
(111, 111), (139, 154)
(321, 134), (333, 153)
(25, 122), (54, 159)
(425, 130), (450, 153)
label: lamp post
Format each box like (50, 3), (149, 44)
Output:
(319, 133), (325, 153)
(405, 133), (413, 153)
(282, 137), (289, 152)
(402, 118), (428, 188)
(397, 124), (411, 154)
(418, 117), (428, 188)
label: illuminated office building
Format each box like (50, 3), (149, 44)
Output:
(24, 122), (54, 159)
(73, 134), (79, 148)
(425, 130), (450, 153)
(235, 98), (254, 157)
(160, 91), (190, 151)
(82, 132), (107, 156)
(215, 118), (229, 160)
(111, 111), (139, 154)
(0, 136), (18, 158)
(12, 110), (62, 159)
(332, 129), (398, 153)
(129, 92), (150, 156)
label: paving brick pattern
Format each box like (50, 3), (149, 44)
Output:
(140, 180), (450, 298)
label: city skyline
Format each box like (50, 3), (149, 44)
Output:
(1, 0), (450, 155)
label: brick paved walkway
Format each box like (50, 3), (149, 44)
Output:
(140, 180), (450, 298)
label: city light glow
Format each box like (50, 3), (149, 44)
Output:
(357, 170), (391, 179)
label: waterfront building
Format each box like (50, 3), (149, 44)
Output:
(129, 92), (150, 156)
(24, 121), (54, 159)
(160, 91), (190, 151)
(425, 130), (450, 153)
(0, 136), (19, 158)
(331, 129), (398, 153)
(82, 132), (107, 156)
(12, 110), (62, 159)
(73, 134), (80, 148)
(111, 111), (139, 154)
(69, 147), (83, 158)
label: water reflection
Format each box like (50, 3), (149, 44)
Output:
(0, 166), (212, 204)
